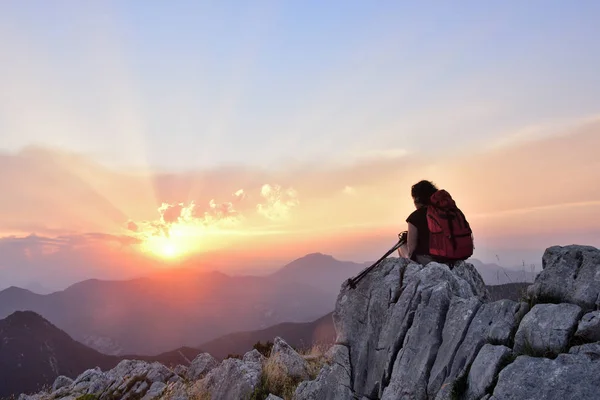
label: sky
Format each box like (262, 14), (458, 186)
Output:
(0, 1), (599, 291)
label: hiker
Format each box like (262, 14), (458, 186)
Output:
(347, 180), (473, 289)
(398, 180), (474, 267)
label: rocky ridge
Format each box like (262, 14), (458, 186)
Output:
(16, 244), (600, 400)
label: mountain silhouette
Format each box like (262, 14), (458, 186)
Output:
(0, 256), (344, 355)
(0, 310), (202, 399)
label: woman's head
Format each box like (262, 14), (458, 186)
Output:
(411, 180), (438, 207)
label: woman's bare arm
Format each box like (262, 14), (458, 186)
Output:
(406, 222), (418, 258)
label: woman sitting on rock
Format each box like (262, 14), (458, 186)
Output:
(398, 179), (474, 267)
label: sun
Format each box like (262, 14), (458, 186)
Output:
(160, 242), (178, 259)
(139, 234), (187, 260)
(136, 223), (210, 261)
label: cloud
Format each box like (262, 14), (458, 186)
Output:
(256, 184), (300, 221)
(0, 232), (150, 290)
(131, 196), (244, 241)
(234, 189), (246, 201)
(159, 203), (185, 224)
(343, 186), (357, 195)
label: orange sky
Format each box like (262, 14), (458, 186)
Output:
(0, 116), (599, 289)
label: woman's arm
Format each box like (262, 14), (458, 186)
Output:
(405, 222), (418, 258)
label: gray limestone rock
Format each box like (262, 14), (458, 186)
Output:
(514, 303), (583, 357)
(464, 344), (512, 400)
(173, 364), (188, 379)
(161, 381), (190, 400)
(381, 282), (453, 400)
(187, 353), (219, 380)
(269, 336), (310, 380)
(99, 359), (177, 399)
(527, 245), (600, 311)
(243, 348), (266, 365)
(489, 353), (600, 400)
(141, 381), (167, 400)
(575, 310), (600, 342)
(195, 351), (263, 400)
(568, 341), (600, 360)
(433, 299), (527, 396)
(294, 257), (500, 400)
(51, 376), (73, 393)
(293, 345), (352, 400)
(71, 367), (110, 395)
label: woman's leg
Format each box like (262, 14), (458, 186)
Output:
(415, 254), (434, 265)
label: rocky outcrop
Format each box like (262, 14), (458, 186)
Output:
(527, 244), (600, 310)
(294, 244), (600, 400)
(190, 349), (265, 399)
(19, 360), (182, 400)
(18, 338), (317, 400)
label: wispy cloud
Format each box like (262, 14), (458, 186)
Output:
(343, 186), (357, 195)
(256, 184), (300, 221)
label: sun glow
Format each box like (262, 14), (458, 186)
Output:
(139, 225), (204, 260)
(159, 241), (178, 259)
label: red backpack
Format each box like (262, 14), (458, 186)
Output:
(426, 189), (474, 261)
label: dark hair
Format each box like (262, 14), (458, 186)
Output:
(411, 180), (438, 205)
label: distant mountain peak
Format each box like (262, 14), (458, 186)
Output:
(1, 285), (35, 294)
(300, 252), (336, 261)
(2, 310), (57, 331)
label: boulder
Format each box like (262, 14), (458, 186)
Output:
(575, 310), (600, 342)
(187, 353), (219, 380)
(513, 303), (583, 356)
(269, 336), (310, 380)
(568, 341), (600, 359)
(173, 364), (188, 379)
(490, 353), (600, 400)
(51, 376), (73, 392)
(464, 344), (512, 400)
(527, 245), (600, 311)
(193, 349), (263, 400)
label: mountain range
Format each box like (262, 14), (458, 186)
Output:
(0, 253), (368, 355)
(0, 253), (532, 356)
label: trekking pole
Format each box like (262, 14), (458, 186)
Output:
(346, 232), (407, 289)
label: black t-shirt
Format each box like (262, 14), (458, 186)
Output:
(406, 206), (430, 257)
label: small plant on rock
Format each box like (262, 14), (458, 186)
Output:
(253, 340), (274, 357)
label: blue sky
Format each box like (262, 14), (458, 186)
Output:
(1, 1), (600, 170)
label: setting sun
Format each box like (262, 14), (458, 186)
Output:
(139, 235), (186, 260)
(160, 242), (178, 259)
